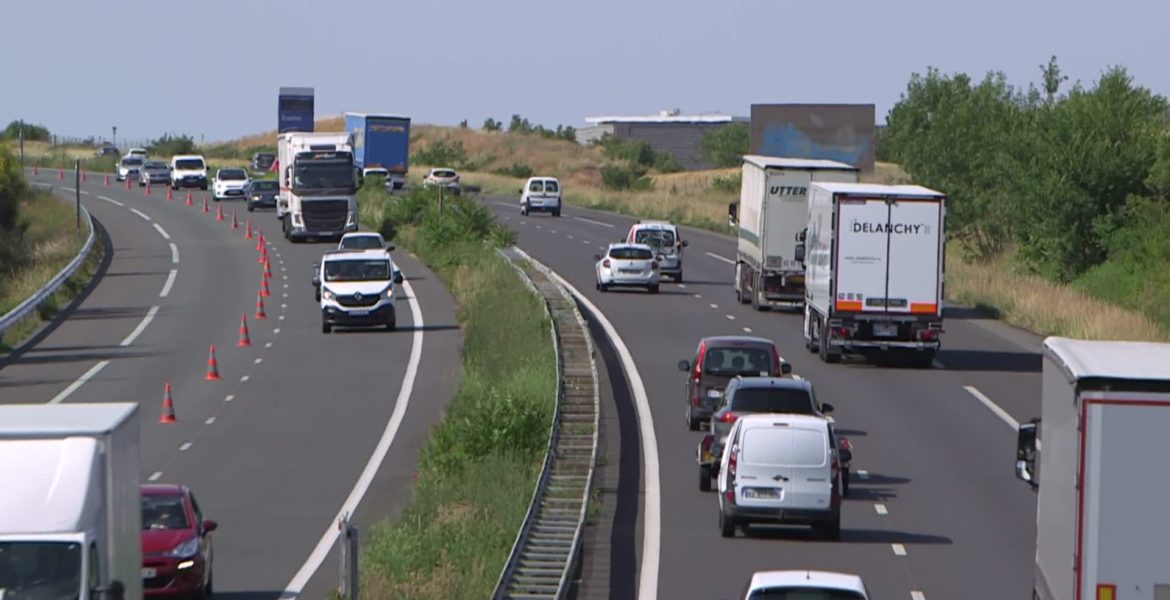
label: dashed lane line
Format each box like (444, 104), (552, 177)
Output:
(169, 243), (180, 264)
(152, 223), (171, 240)
(98, 195), (125, 207)
(892, 543), (907, 556)
(129, 208), (152, 221)
(963, 385), (1019, 430)
(119, 306), (160, 347)
(911, 592), (926, 600)
(875, 504), (889, 515)
(574, 216), (615, 228)
(205, 417), (216, 425)
(49, 361), (110, 404)
(224, 394), (235, 403)
(159, 269), (178, 298)
(148, 471), (163, 482)
(179, 442), (192, 452)
(726, 314), (735, 320)
(743, 327), (753, 333)
(708, 303), (719, 309)
(705, 251), (736, 265)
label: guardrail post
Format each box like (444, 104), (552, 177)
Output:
(338, 513), (359, 600)
(74, 159), (81, 232)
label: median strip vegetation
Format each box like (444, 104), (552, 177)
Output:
(355, 181), (556, 598)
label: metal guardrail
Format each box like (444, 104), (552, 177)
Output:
(0, 184), (95, 339)
(494, 246), (600, 600)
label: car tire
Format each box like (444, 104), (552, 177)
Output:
(719, 508), (736, 538)
(699, 464), (712, 492)
(553, 208), (561, 217)
(649, 284), (660, 294)
(521, 204), (529, 216)
(675, 271), (683, 283)
(201, 183), (208, 191)
(247, 203), (255, 212)
(686, 405), (700, 431)
(813, 515), (842, 541)
(322, 322), (332, 334)
(202, 568), (213, 599)
(841, 467), (851, 498)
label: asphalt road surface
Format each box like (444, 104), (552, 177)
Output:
(1, 171), (462, 599)
(483, 195), (1041, 600)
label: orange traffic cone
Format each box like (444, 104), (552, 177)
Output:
(237, 314), (252, 347)
(185, 191), (193, 206)
(215, 204), (225, 222)
(103, 174), (110, 186)
(260, 273), (271, 297)
(202, 196), (209, 213)
(58, 167), (64, 180)
(254, 292), (268, 320)
(255, 229), (264, 251)
(81, 170), (87, 182)
(204, 344), (222, 381)
(244, 219), (253, 240)
(124, 177), (131, 190)
(145, 182), (152, 196)
(257, 244), (268, 264)
(231, 209), (239, 229)
(166, 186), (174, 201)
(159, 383), (177, 423)
(263, 257), (272, 279)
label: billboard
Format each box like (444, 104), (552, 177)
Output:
(750, 104), (875, 172)
(278, 86), (315, 133)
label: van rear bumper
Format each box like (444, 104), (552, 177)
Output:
(724, 505), (838, 525)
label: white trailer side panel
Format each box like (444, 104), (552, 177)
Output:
(1080, 391), (1170, 600)
(736, 162), (767, 268)
(1036, 354), (1079, 600)
(804, 185), (836, 316)
(108, 410), (142, 600)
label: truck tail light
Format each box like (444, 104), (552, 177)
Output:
(919, 329), (939, 341)
(833, 327), (849, 338)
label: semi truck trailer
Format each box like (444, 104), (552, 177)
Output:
(345, 112), (411, 190)
(277, 131), (360, 242)
(1016, 337), (1170, 600)
(0, 402), (142, 600)
(729, 156), (859, 311)
(801, 182), (946, 367)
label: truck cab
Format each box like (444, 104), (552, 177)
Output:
(277, 132), (360, 242)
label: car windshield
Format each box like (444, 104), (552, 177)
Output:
(324, 259), (391, 282)
(703, 346), (774, 376)
(340, 236), (383, 250)
(142, 494), (190, 530)
(748, 588), (866, 599)
(543, 181), (559, 192)
(0, 541), (82, 599)
(219, 170), (247, 180)
(433, 170), (456, 178)
(635, 229), (676, 247)
(294, 162), (355, 190)
(609, 247), (653, 260)
(121, 158), (143, 166)
(255, 154), (275, 161)
(175, 159), (204, 170)
(251, 180), (278, 191)
(730, 388), (815, 414)
(145, 161), (167, 169)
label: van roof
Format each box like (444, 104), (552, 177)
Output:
(742, 155), (859, 171)
(171, 154), (205, 161)
(323, 249), (390, 260)
(1044, 336), (1170, 382)
(0, 403), (137, 437)
(812, 181), (944, 198)
(527, 176), (559, 182)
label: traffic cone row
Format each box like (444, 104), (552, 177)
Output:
(145, 182), (152, 196)
(58, 167), (64, 180)
(257, 244), (268, 264)
(185, 191), (193, 206)
(254, 292), (268, 319)
(104, 174), (110, 186)
(204, 344), (221, 381)
(263, 257), (272, 279)
(159, 384), (177, 423)
(202, 196), (209, 213)
(81, 170), (87, 182)
(259, 273), (271, 297)
(166, 186), (174, 201)
(231, 210), (239, 229)
(32, 164), (38, 175)
(244, 219), (253, 240)
(215, 203), (225, 222)
(255, 228), (265, 251)
(237, 314), (252, 347)
(124, 177), (131, 191)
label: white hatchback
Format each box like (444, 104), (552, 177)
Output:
(737, 570), (869, 599)
(595, 243), (660, 294)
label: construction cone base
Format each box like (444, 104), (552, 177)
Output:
(205, 345), (222, 381)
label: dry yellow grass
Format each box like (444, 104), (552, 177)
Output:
(945, 249), (1168, 341)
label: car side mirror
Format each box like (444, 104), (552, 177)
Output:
(202, 519), (218, 534)
(393, 271), (404, 284)
(678, 360), (691, 372)
(1016, 419), (1040, 489)
(780, 362), (792, 375)
(593, 254), (602, 261)
(796, 229), (807, 242)
(794, 243), (806, 263)
(727, 202), (738, 227)
(387, 244), (396, 251)
(93, 580), (125, 600)
(821, 402), (834, 413)
(681, 240), (689, 247)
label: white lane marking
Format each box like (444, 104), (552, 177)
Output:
(169, 243), (179, 264)
(281, 303), (288, 309)
(205, 417), (216, 425)
(273, 328), (281, 334)
(148, 471), (163, 482)
(858, 470), (870, 479)
(265, 342), (273, 348)
(932, 359), (946, 369)
(705, 251), (735, 265)
(129, 208), (152, 221)
(179, 442), (192, 452)
(743, 327), (753, 333)
(693, 293), (701, 299)
(225, 395), (235, 402)
(282, 293), (288, 298)
(98, 195), (125, 207)
(241, 375), (250, 382)
(159, 269), (178, 298)
(551, 229), (558, 234)
(49, 360), (110, 404)
(726, 314), (735, 321)
(875, 503), (888, 515)
(575, 216), (615, 228)
(582, 240), (590, 245)
(911, 592), (926, 600)
(507, 247), (661, 600)
(892, 543), (907, 556)
(152, 223), (171, 240)
(254, 358), (263, 364)
(535, 224), (542, 229)
(278, 315), (286, 320)
(281, 276), (426, 598)
(678, 284), (686, 289)
(963, 385), (1019, 430)
(119, 305), (160, 346)
(567, 234), (574, 239)
(708, 303), (718, 309)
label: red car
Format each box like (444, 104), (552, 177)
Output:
(140, 484), (217, 598)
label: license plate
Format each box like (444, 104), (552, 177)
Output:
(142, 568), (157, 578)
(349, 310), (369, 316)
(744, 488), (780, 499)
(620, 269), (641, 274)
(873, 322), (898, 337)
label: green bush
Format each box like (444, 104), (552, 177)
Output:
(1, 121), (50, 142)
(492, 162), (534, 179)
(600, 164), (653, 191)
(147, 133), (197, 157)
(653, 151), (683, 173)
(0, 145), (25, 230)
(415, 138), (469, 168)
(698, 123), (749, 168)
(710, 173), (741, 193)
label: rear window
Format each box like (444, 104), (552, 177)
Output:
(340, 235), (384, 250)
(175, 159), (204, 170)
(609, 247), (653, 260)
(748, 589), (866, 600)
(251, 180), (278, 190)
(741, 427), (827, 467)
(121, 158), (143, 166)
(433, 170), (456, 178)
(730, 388), (815, 414)
(219, 169), (247, 180)
(543, 180), (559, 192)
(145, 161), (167, 169)
(634, 229), (676, 247)
(702, 346), (774, 376)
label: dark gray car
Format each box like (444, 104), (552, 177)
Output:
(138, 160), (171, 187)
(246, 179), (279, 211)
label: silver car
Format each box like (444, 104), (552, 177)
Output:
(594, 243), (660, 293)
(138, 160), (170, 187)
(422, 168), (461, 195)
(116, 156), (144, 182)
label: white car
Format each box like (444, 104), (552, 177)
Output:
(116, 156), (144, 182)
(422, 168), (461, 195)
(337, 232), (394, 253)
(213, 168), (251, 201)
(626, 220), (688, 282)
(313, 249), (404, 333)
(520, 176), (561, 217)
(170, 154), (209, 190)
(594, 243), (660, 294)
(127, 148), (149, 159)
(737, 570), (869, 599)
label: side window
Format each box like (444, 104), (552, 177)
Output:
(189, 492), (204, 525)
(88, 542), (100, 588)
(528, 181), (542, 192)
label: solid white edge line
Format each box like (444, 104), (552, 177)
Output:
(169, 243), (179, 264)
(911, 592), (926, 600)
(280, 276), (425, 598)
(963, 385), (1020, 430)
(152, 223), (171, 240)
(875, 503), (888, 515)
(129, 208), (151, 222)
(892, 543), (908, 556)
(509, 246), (661, 600)
(49, 360), (110, 404)
(98, 195), (125, 207)
(120, 306), (160, 347)
(159, 269), (178, 298)
(574, 216), (616, 228)
(705, 251), (735, 265)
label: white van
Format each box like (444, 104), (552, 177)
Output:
(717, 413), (842, 539)
(520, 176), (562, 217)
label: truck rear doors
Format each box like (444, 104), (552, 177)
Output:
(833, 194), (943, 318)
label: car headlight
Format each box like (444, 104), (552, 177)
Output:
(707, 389), (723, 399)
(384, 286), (394, 299)
(322, 289), (336, 301)
(164, 537), (200, 559)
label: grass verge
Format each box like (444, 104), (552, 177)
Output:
(0, 189), (101, 352)
(355, 186), (556, 599)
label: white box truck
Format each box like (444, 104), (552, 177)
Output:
(0, 402), (142, 600)
(802, 182), (945, 366)
(1015, 337), (1170, 600)
(277, 131), (360, 242)
(730, 156), (860, 311)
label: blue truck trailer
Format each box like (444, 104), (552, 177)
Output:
(344, 113), (411, 190)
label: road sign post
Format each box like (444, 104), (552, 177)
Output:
(75, 159), (81, 232)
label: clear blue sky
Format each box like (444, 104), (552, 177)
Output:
(1, 0), (1166, 143)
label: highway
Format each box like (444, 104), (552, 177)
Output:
(0, 171), (462, 599)
(482, 196), (1042, 600)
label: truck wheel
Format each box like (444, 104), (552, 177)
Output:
(553, 208), (561, 217)
(818, 320), (841, 364)
(247, 203), (255, 212)
(386, 318), (396, 331)
(751, 274), (766, 311)
(916, 350), (937, 369)
(322, 322), (332, 334)
(806, 315), (819, 354)
(649, 284), (660, 294)
(675, 270), (683, 283)
(699, 464), (712, 492)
